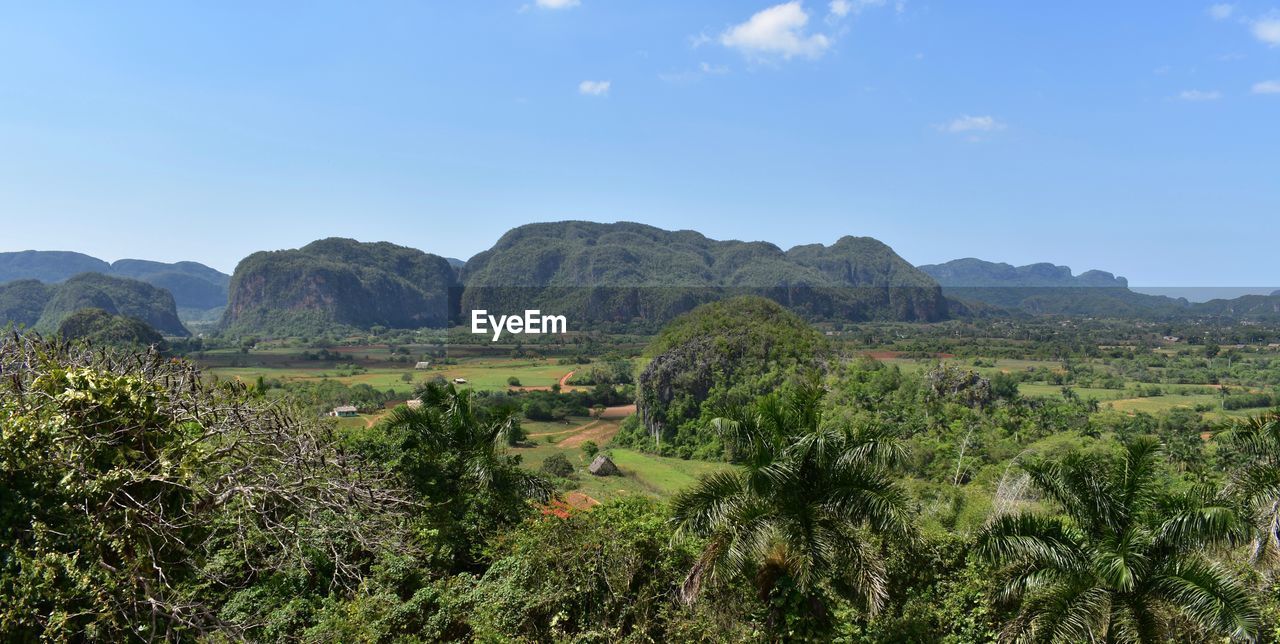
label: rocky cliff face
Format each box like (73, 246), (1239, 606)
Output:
(220, 238), (459, 336)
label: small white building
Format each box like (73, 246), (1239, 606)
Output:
(330, 405), (358, 418)
(415, 361), (432, 369)
(453, 378), (468, 384)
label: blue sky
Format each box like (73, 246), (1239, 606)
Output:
(1, 1), (1277, 286)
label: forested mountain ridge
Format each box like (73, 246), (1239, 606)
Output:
(0, 250), (230, 310)
(919, 257), (1129, 288)
(460, 221), (948, 327)
(920, 256), (1193, 317)
(0, 273), (188, 336)
(219, 238), (459, 336)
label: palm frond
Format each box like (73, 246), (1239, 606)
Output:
(977, 513), (1087, 574)
(1150, 559), (1259, 640)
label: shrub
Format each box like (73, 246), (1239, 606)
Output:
(540, 452), (575, 478)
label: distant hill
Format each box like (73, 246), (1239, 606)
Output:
(0, 251), (230, 310)
(445, 257), (466, 270)
(919, 258), (1188, 317)
(108, 259), (230, 310)
(919, 258), (1128, 288)
(0, 251), (109, 282)
(220, 238), (459, 336)
(461, 221), (947, 328)
(0, 273), (189, 336)
(1194, 294), (1280, 320)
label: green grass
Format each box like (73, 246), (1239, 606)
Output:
(205, 356), (577, 395)
(512, 417), (733, 502)
(1019, 384), (1126, 401)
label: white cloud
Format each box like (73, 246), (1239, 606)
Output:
(578, 80), (611, 96)
(536, 0), (580, 9)
(721, 2), (832, 60)
(1252, 80), (1280, 94)
(940, 115), (1006, 134)
(1253, 15), (1280, 45)
(1208, 4), (1234, 20)
(700, 62), (730, 74)
(829, 0), (894, 22)
(1178, 89), (1222, 101)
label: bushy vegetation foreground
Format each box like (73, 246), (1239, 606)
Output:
(6, 332), (1280, 642)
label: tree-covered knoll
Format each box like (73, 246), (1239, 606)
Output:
(624, 296), (828, 458)
(220, 237), (459, 337)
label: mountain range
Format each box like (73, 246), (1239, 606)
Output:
(4, 222), (1280, 337)
(0, 251), (230, 310)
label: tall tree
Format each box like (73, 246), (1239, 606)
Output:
(370, 382), (552, 572)
(1222, 411), (1280, 567)
(977, 438), (1256, 642)
(670, 380), (913, 635)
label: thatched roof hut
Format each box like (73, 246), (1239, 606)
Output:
(588, 454), (619, 477)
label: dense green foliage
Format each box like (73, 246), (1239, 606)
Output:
(461, 221), (948, 330)
(672, 381), (914, 638)
(9, 326), (1280, 641)
(977, 438), (1256, 641)
(626, 296), (828, 458)
(471, 497), (758, 641)
(57, 307), (167, 350)
(0, 279), (52, 328)
(220, 237), (459, 336)
(0, 337), (411, 639)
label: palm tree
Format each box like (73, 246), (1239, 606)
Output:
(977, 438), (1256, 642)
(378, 381), (552, 570)
(670, 380), (913, 629)
(1222, 410), (1280, 567)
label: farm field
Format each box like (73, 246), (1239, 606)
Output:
(201, 349), (578, 395)
(513, 411), (733, 503)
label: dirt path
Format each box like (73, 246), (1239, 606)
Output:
(509, 370), (581, 393)
(557, 419), (620, 448)
(599, 404), (635, 420)
(525, 404), (635, 445)
(563, 491), (601, 510)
